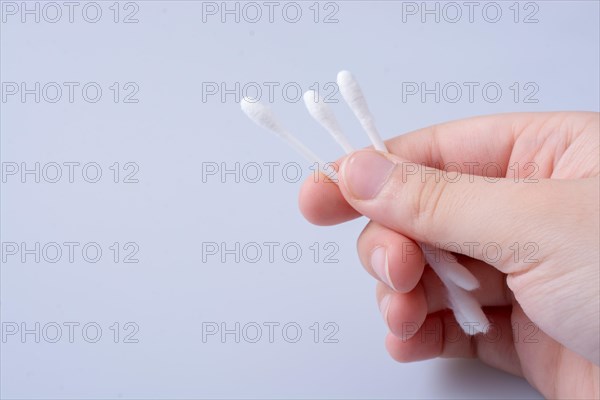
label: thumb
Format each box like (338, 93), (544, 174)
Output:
(336, 150), (580, 269)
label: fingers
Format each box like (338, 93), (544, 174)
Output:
(356, 221), (425, 293)
(359, 220), (511, 303)
(298, 112), (543, 226)
(384, 308), (523, 377)
(374, 259), (512, 339)
(376, 282), (428, 341)
(337, 150), (514, 254)
(336, 150), (596, 272)
(298, 171), (360, 225)
(372, 260), (520, 376)
(299, 112), (597, 227)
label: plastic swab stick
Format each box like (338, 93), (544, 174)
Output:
(337, 70), (388, 152)
(240, 97), (336, 180)
(420, 243), (480, 291)
(444, 281), (490, 334)
(303, 90), (354, 154)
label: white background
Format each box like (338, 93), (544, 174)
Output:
(1, 1), (599, 398)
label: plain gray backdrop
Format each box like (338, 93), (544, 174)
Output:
(1, 1), (599, 398)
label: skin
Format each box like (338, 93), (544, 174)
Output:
(298, 112), (599, 399)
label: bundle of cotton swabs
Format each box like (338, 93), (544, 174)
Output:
(240, 70), (489, 334)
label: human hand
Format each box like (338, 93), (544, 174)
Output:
(298, 112), (599, 399)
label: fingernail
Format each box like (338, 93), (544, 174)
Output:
(371, 247), (395, 290)
(379, 294), (392, 326)
(342, 151), (395, 200)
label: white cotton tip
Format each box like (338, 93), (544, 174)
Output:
(240, 97), (337, 180)
(421, 243), (480, 291)
(438, 257), (479, 291)
(446, 282), (490, 335)
(441, 252), (480, 291)
(336, 70), (388, 152)
(240, 97), (288, 139)
(303, 90), (354, 155)
(421, 243), (487, 335)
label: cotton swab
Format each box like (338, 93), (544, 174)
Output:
(420, 243), (480, 291)
(303, 91), (354, 154)
(240, 75), (489, 335)
(303, 90), (480, 292)
(444, 282), (489, 334)
(240, 97), (336, 180)
(424, 248), (489, 333)
(336, 70), (388, 152)
(303, 78), (488, 333)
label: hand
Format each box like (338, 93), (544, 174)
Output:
(298, 112), (599, 399)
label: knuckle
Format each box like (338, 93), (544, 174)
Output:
(411, 170), (452, 239)
(357, 221), (377, 269)
(356, 220), (375, 249)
